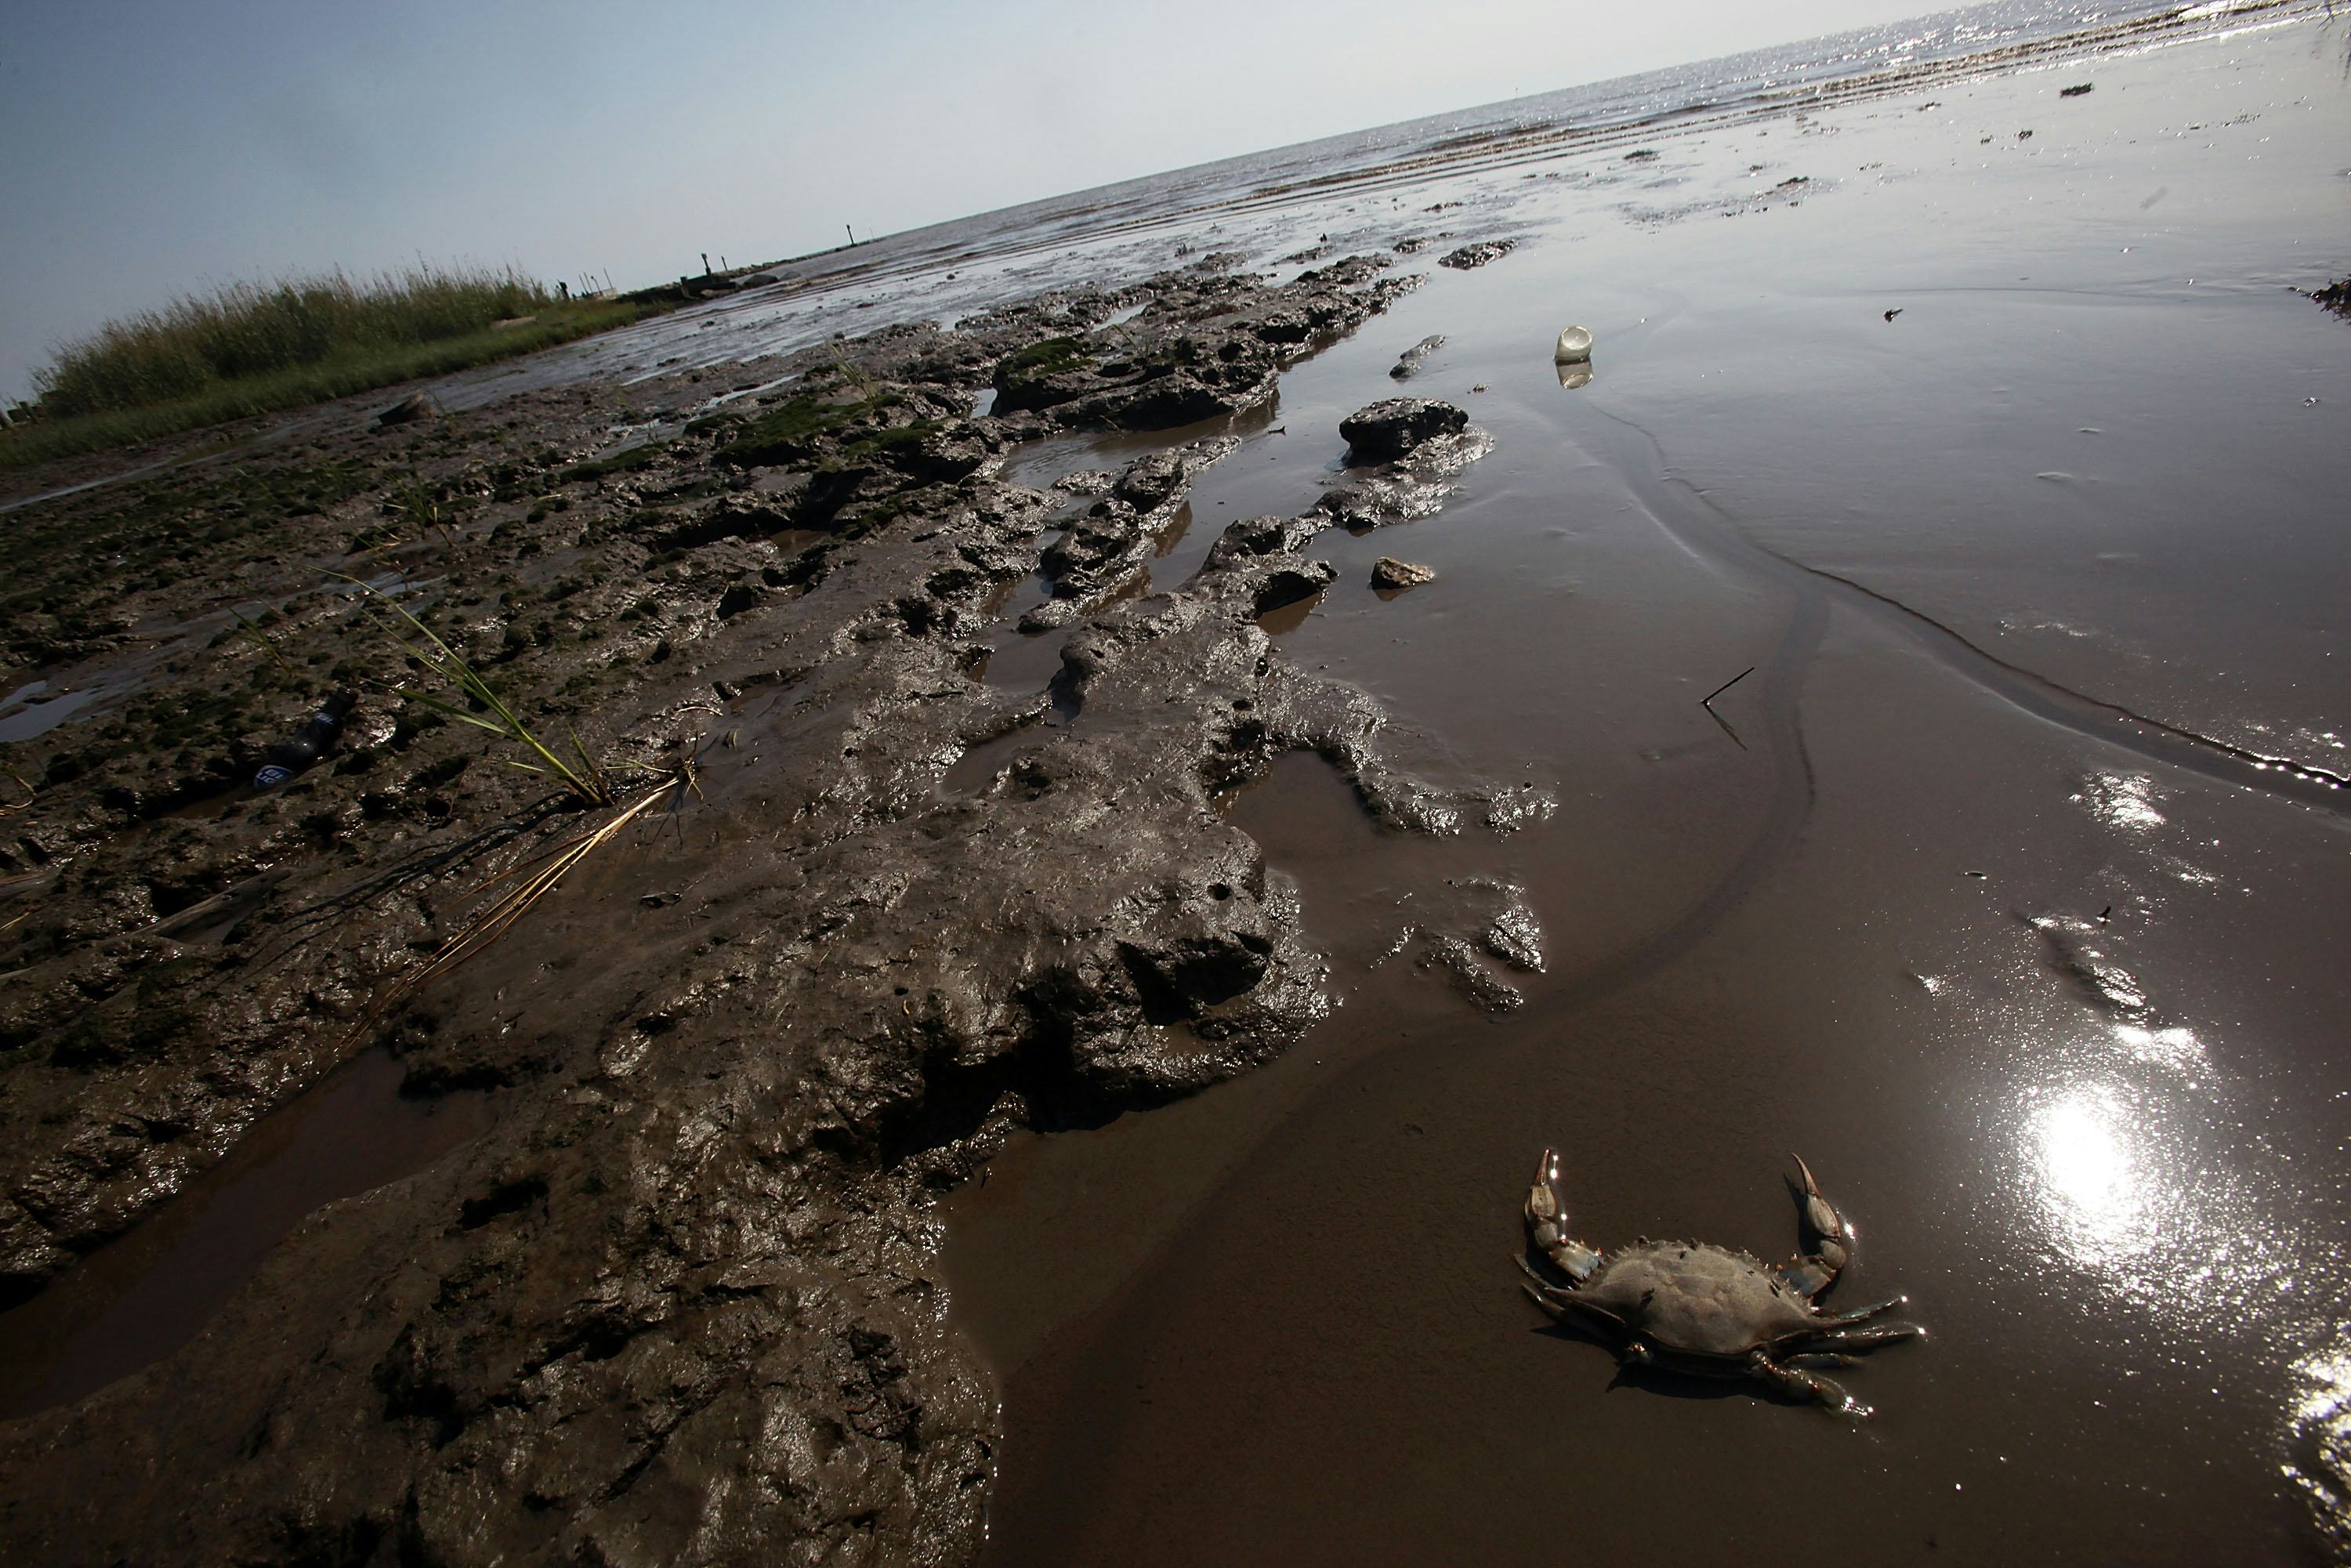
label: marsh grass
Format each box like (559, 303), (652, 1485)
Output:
(2, 294), (657, 469)
(400, 780), (672, 994)
(381, 473), (464, 549)
(341, 577), (609, 806)
(827, 341), (881, 400)
(227, 604), (299, 679)
(39, 263), (553, 418)
(368, 736), (703, 1026)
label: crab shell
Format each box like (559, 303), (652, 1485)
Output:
(1565, 1240), (1828, 1360)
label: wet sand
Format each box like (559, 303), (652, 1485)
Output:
(945, 13), (2351, 1563)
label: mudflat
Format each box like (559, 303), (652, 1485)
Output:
(2, 2), (2349, 1563)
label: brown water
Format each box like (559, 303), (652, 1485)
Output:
(946, 17), (2351, 1564)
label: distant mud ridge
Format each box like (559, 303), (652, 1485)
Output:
(0, 251), (1546, 1563)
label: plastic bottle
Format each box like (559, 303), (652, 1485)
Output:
(253, 690), (357, 788)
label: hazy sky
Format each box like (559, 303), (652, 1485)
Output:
(0, 0), (1949, 400)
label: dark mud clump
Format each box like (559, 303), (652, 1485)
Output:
(1338, 397), (1469, 462)
(1020, 435), (1240, 632)
(2316, 277), (2351, 317)
(1389, 334), (1447, 380)
(983, 253), (1420, 428)
(1315, 400), (1492, 531)
(1439, 239), (1520, 270)
(0, 250), (1545, 1564)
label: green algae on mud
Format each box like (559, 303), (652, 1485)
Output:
(708, 388), (909, 466)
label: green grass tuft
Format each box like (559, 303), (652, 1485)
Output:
(341, 577), (609, 806)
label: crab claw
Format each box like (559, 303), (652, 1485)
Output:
(1523, 1148), (1602, 1284)
(1777, 1154), (1854, 1300)
(1792, 1154), (1852, 1266)
(1525, 1149), (1563, 1237)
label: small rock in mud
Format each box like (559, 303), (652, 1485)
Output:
(2060, 81), (2094, 96)
(1481, 904), (1545, 972)
(1052, 469), (1114, 494)
(1420, 935), (1524, 1012)
(1339, 397), (1469, 462)
(1389, 334), (1447, 380)
(1481, 784), (1558, 835)
(1371, 556), (1436, 589)
(1438, 240), (1518, 270)
(1458, 877), (1544, 973)
(375, 391), (436, 427)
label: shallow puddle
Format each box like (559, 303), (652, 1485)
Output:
(0, 1050), (493, 1418)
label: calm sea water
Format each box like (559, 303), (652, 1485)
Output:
(929, 0), (2198, 242)
(446, 0), (2298, 407)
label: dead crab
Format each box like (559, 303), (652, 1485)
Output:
(1519, 1149), (1922, 1414)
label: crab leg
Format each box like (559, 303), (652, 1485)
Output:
(1524, 1148), (1603, 1284)
(1774, 1153), (1854, 1301)
(1518, 1261), (1599, 1319)
(1520, 1280), (1603, 1331)
(1799, 1322), (1922, 1351)
(1750, 1351), (1864, 1414)
(1521, 1283), (1570, 1321)
(1813, 1296), (1911, 1329)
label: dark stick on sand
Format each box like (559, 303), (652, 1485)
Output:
(1701, 665), (1756, 710)
(1701, 665), (1755, 750)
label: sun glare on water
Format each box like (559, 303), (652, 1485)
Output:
(2032, 1088), (2143, 1233)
